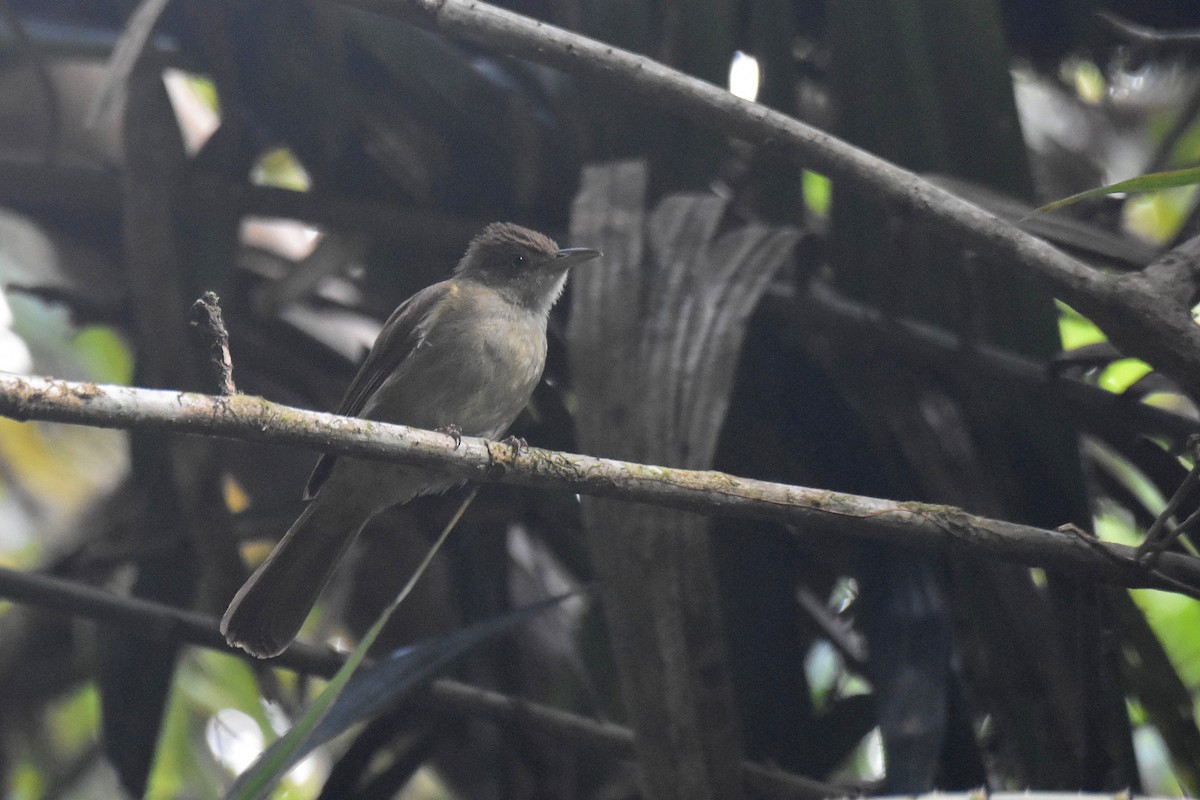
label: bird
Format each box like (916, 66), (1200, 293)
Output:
(221, 222), (600, 658)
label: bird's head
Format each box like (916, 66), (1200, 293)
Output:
(456, 222), (600, 315)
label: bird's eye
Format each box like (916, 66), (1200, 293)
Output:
(511, 254), (526, 268)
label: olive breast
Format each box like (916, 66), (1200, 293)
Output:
(366, 284), (549, 439)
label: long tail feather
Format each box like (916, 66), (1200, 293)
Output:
(221, 496), (365, 658)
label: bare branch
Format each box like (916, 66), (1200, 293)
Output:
(3, 373), (1200, 596)
(786, 280), (1200, 443)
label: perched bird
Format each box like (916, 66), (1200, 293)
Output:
(221, 223), (600, 657)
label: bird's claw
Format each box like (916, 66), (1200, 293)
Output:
(437, 424), (463, 449)
(500, 435), (527, 455)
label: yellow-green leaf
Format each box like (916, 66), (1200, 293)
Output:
(1033, 166), (1200, 215)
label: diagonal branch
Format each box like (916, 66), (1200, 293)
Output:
(784, 280), (1200, 444)
(326, 0), (1200, 402)
(2, 373), (1200, 597)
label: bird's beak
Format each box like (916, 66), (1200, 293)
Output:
(555, 247), (602, 267)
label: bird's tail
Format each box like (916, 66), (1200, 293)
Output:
(221, 494), (367, 658)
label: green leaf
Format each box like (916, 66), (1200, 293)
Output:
(1057, 301), (1105, 350)
(72, 326), (134, 385)
(1033, 165), (1200, 215)
(1099, 358), (1153, 394)
(226, 589), (575, 797)
(225, 491), (478, 800)
(302, 592), (574, 762)
(803, 170), (831, 216)
(1132, 589), (1200, 691)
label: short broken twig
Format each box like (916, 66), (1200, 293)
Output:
(1136, 435), (1200, 567)
(188, 291), (236, 396)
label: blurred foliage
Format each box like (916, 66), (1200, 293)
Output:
(801, 170), (831, 217)
(1127, 186), (1199, 243)
(146, 649), (310, 800)
(1098, 511), (1200, 695)
(252, 149), (311, 193)
(0, 0), (1199, 798)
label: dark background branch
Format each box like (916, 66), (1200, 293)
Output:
(0, 562), (836, 800)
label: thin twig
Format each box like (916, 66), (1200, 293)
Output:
(2, 373), (1200, 597)
(1160, 505), (1200, 558)
(1061, 523), (1199, 597)
(1137, 436), (1200, 566)
(1137, 472), (1199, 564)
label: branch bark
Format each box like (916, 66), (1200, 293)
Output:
(2, 373), (1200, 597)
(327, 0), (1200, 402)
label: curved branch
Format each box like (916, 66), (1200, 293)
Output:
(2, 373), (1199, 596)
(1097, 11), (1200, 49)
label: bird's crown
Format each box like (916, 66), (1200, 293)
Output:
(457, 222), (560, 277)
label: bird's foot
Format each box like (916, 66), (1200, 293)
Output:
(437, 424), (463, 449)
(500, 435), (528, 455)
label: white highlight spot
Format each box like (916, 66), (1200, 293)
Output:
(729, 51), (760, 102)
(206, 708), (264, 775)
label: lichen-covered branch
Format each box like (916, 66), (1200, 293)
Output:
(2, 373), (1199, 596)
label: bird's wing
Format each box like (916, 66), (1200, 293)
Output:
(303, 280), (455, 500)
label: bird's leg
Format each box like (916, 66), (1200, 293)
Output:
(500, 435), (527, 455)
(437, 423), (463, 449)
